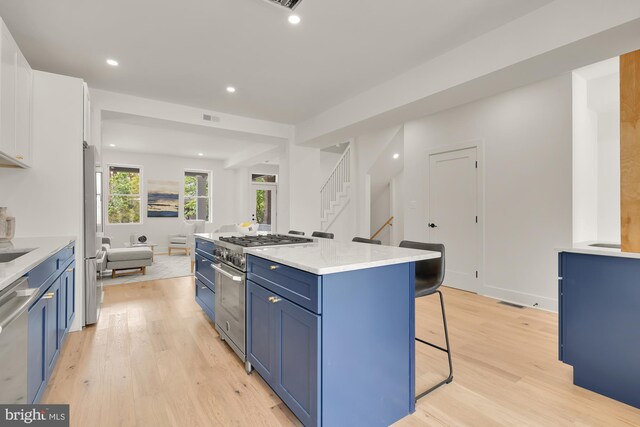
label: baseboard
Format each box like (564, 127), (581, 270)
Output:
(481, 284), (558, 312)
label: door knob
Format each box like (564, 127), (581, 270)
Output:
(428, 223), (438, 228)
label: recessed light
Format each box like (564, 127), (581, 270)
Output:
(226, 86), (236, 93)
(288, 15), (301, 25)
(198, 153), (204, 156)
(109, 144), (116, 147)
(393, 153), (400, 159)
(106, 59), (119, 67)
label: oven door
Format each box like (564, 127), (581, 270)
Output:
(213, 261), (246, 356)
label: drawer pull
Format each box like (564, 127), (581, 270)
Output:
(268, 296), (282, 304)
(66, 268), (74, 272)
(269, 265), (279, 271)
(42, 293), (54, 300)
(201, 286), (207, 290)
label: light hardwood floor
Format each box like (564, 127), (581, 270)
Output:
(43, 277), (640, 426)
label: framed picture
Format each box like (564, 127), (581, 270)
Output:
(147, 180), (179, 217)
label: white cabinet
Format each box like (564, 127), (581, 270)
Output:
(0, 19), (32, 168)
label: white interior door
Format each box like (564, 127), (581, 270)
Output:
(428, 147), (479, 293)
(250, 184), (277, 232)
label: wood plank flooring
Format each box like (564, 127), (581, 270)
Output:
(43, 277), (640, 426)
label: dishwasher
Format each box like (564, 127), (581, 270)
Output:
(0, 277), (39, 404)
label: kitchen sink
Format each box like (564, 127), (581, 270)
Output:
(0, 249), (34, 263)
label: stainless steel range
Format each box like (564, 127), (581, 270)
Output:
(212, 234), (313, 372)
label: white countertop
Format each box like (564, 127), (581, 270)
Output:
(557, 241), (640, 260)
(0, 236), (76, 292)
(245, 239), (441, 275)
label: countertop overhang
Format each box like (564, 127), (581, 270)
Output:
(245, 239), (440, 275)
(0, 236), (76, 292)
(557, 241), (640, 260)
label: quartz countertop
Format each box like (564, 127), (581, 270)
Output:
(245, 239), (440, 275)
(0, 236), (76, 292)
(557, 241), (640, 260)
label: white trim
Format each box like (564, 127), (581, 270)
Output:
(425, 139), (485, 294)
(481, 284), (558, 312)
(106, 163), (144, 225)
(183, 168), (213, 223)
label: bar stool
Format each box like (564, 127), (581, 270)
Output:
(399, 240), (453, 401)
(352, 237), (382, 245)
(288, 230), (305, 236)
(312, 231), (334, 239)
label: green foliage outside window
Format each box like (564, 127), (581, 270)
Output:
(256, 190), (265, 223)
(184, 173), (209, 221)
(108, 169), (141, 223)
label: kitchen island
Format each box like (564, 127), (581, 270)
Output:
(244, 239), (439, 427)
(558, 243), (640, 409)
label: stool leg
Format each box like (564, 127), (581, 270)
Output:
(415, 290), (454, 401)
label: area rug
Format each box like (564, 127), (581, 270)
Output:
(101, 254), (192, 286)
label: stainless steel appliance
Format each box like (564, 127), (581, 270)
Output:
(213, 234), (313, 372)
(83, 144), (103, 325)
(0, 277), (39, 403)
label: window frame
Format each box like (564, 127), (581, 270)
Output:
(183, 168), (212, 222)
(106, 163), (144, 225)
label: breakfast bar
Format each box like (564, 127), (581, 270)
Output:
(195, 234), (440, 427)
(244, 239), (439, 426)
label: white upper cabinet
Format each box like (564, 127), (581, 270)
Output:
(0, 19), (32, 168)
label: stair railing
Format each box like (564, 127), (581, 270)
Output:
(320, 144), (351, 220)
(370, 216), (394, 240)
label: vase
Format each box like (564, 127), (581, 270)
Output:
(0, 207), (15, 243)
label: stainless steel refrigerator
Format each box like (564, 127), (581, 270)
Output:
(83, 144), (103, 325)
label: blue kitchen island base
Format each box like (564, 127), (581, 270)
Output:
(559, 252), (640, 409)
(247, 256), (416, 427)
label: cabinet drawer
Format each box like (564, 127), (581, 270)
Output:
(195, 255), (216, 289)
(27, 243), (75, 291)
(195, 279), (215, 322)
(195, 239), (215, 261)
(247, 256), (321, 314)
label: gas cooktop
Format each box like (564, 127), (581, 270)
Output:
(218, 234), (313, 248)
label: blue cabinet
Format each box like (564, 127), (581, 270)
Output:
(559, 252), (640, 409)
(62, 263), (76, 332)
(194, 238), (217, 322)
(247, 255), (414, 427)
(26, 242), (76, 404)
(27, 296), (47, 404)
(45, 279), (61, 374)
(248, 280), (320, 426)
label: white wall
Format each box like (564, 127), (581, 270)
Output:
(402, 74), (573, 311)
(572, 73), (599, 243)
(390, 171), (405, 246)
(102, 149), (239, 250)
(287, 142), (321, 235)
(0, 71), (85, 330)
(597, 109), (620, 242)
(370, 184), (391, 245)
(572, 71), (621, 243)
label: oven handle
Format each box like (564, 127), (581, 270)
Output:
(211, 264), (242, 282)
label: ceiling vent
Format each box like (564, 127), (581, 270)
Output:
(263, 0), (302, 10)
(202, 114), (220, 123)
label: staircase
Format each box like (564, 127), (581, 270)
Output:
(320, 144), (351, 231)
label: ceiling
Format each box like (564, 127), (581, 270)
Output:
(0, 0), (552, 124)
(101, 111), (283, 161)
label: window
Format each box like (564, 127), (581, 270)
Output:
(251, 173), (277, 183)
(107, 166), (141, 224)
(184, 171), (210, 221)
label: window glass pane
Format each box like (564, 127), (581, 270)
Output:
(107, 196), (140, 224)
(184, 175), (197, 198)
(252, 174), (277, 183)
(109, 166), (140, 195)
(184, 171), (210, 221)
